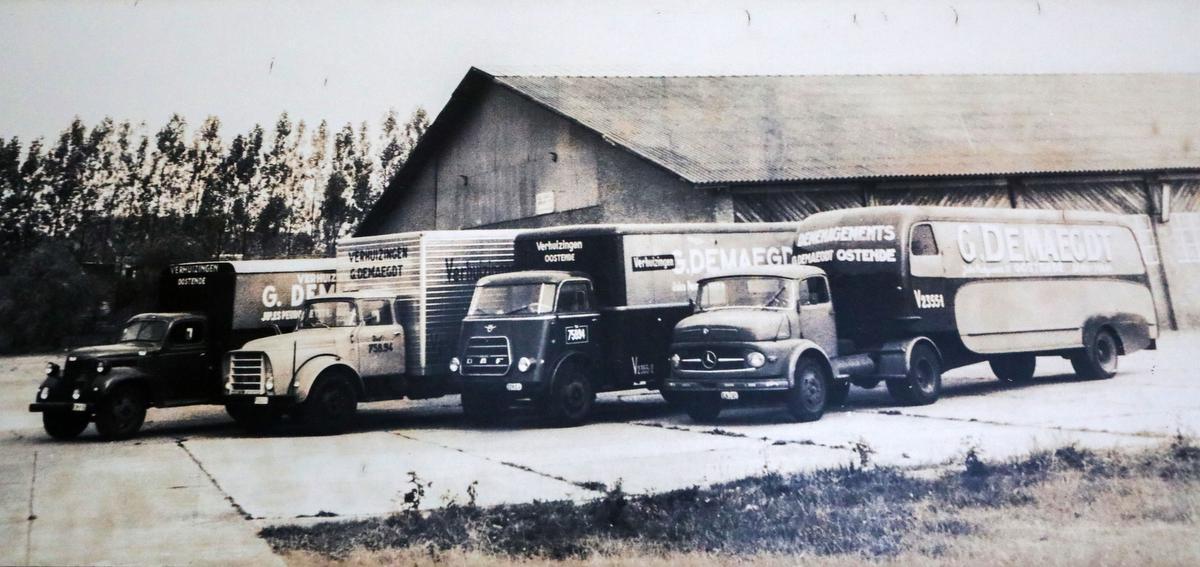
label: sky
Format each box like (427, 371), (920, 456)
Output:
(1, 0), (1197, 144)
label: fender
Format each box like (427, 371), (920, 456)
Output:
(548, 351), (594, 390)
(1082, 314), (1152, 355)
(96, 369), (155, 403)
(875, 336), (941, 378)
(291, 356), (361, 403)
(783, 339), (835, 388)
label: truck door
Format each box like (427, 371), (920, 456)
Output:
(354, 299), (406, 388)
(162, 320), (213, 401)
(799, 276), (838, 356)
(908, 223), (951, 330)
(553, 280), (601, 377)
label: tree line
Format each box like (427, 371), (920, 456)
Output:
(0, 109), (428, 351)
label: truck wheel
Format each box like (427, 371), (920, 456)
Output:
(1071, 328), (1119, 380)
(659, 389), (686, 408)
(886, 343), (941, 406)
(461, 390), (508, 425)
(543, 365), (595, 427)
(683, 392), (722, 422)
(990, 354), (1036, 383)
(225, 404), (280, 433)
(827, 380), (851, 406)
(301, 377), (358, 435)
(786, 358), (829, 422)
(94, 385), (147, 440)
(42, 411), (89, 440)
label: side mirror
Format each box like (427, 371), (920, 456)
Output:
(687, 298), (696, 312)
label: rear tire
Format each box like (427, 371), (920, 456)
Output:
(1071, 328), (1119, 380)
(94, 385), (147, 440)
(42, 411), (89, 440)
(683, 392), (722, 422)
(989, 354), (1037, 383)
(225, 404), (281, 433)
(886, 343), (941, 406)
(542, 365), (595, 427)
(299, 377), (358, 435)
(461, 390), (508, 425)
(786, 358), (829, 422)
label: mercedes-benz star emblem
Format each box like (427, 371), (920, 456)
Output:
(702, 327), (710, 335)
(702, 350), (718, 370)
(484, 324), (496, 332)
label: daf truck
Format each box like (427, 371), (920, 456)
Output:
(30, 259), (337, 439)
(665, 206), (1158, 422)
(221, 230), (519, 434)
(449, 223), (798, 426)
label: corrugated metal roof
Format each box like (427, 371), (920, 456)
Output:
(493, 73), (1200, 184)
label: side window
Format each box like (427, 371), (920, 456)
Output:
(169, 322), (204, 344)
(801, 277), (830, 306)
(557, 281), (593, 313)
(910, 224), (939, 256)
(359, 299), (394, 326)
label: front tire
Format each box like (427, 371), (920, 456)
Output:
(683, 392), (722, 422)
(94, 385), (147, 440)
(42, 411), (89, 439)
(299, 377), (358, 435)
(786, 358), (829, 422)
(886, 343), (941, 406)
(1072, 328), (1119, 380)
(542, 364), (595, 427)
(461, 390), (508, 425)
(225, 404), (281, 433)
(990, 354), (1037, 383)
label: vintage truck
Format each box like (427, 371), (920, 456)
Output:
(221, 230), (519, 434)
(30, 259), (337, 439)
(449, 223), (798, 426)
(665, 206), (1159, 422)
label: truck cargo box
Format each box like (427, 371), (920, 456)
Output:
(337, 230), (520, 376)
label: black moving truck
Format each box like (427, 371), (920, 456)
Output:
(30, 259), (336, 439)
(449, 223), (797, 425)
(666, 206), (1158, 422)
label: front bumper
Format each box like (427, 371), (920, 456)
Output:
(29, 401), (93, 413)
(223, 394), (296, 408)
(459, 375), (545, 396)
(666, 340), (796, 392)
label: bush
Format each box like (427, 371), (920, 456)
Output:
(0, 241), (102, 352)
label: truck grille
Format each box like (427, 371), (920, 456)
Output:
(462, 336), (512, 377)
(677, 346), (749, 372)
(228, 352), (268, 394)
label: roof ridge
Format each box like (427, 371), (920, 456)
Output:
(492, 71), (1200, 79)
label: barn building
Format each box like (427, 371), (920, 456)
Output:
(358, 68), (1200, 327)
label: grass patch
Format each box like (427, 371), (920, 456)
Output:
(261, 436), (1200, 564)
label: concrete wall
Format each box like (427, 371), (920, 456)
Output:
(371, 82), (729, 233)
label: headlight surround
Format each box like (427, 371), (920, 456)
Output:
(449, 357), (461, 373)
(71, 388), (81, 400)
(517, 357), (533, 373)
(96, 361), (109, 374)
(670, 353), (681, 368)
(745, 352), (767, 368)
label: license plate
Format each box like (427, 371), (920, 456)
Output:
(720, 391), (739, 401)
(72, 403), (86, 412)
(254, 396), (269, 405)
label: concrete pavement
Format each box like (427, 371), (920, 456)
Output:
(0, 332), (1196, 565)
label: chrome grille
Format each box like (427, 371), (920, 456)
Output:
(228, 352), (267, 394)
(462, 336), (512, 376)
(678, 346), (749, 372)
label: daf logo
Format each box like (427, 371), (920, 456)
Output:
(702, 350), (718, 370)
(484, 324), (496, 333)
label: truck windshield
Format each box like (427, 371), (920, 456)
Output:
(468, 283), (556, 316)
(698, 277), (795, 311)
(119, 321), (167, 343)
(298, 299), (358, 329)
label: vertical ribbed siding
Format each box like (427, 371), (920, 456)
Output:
(336, 231), (518, 376)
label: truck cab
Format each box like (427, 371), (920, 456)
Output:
(31, 313), (214, 440)
(666, 266), (844, 422)
(451, 271), (601, 425)
(222, 291), (407, 433)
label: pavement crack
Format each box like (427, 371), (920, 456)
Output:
(25, 450), (37, 566)
(391, 431), (607, 493)
(631, 421), (848, 451)
(866, 409), (1169, 438)
(175, 438), (254, 520)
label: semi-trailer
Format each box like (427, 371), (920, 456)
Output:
(665, 206), (1158, 422)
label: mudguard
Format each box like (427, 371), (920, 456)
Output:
(783, 339), (835, 388)
(96, 370), (155, 403)
(548, 352), (595, 391)
(290, 355), (362, 403)
(875, 336), (941, 379)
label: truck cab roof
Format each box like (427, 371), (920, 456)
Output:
(699, 264), (827, 282)
(477, 270), (589, 286)
(127, 312), (204, 324)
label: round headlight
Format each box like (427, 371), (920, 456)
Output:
(96, 361), (108, 374)
(39, 387), (49, 400)
(517, 357), (533, 372)
(745, 352), (767, 368)
(448, 357), (461, 373)
(265, 379), (275, 391)
(670, 353), (681, 368)
(71, 389), (81, 400)
(45, 363), (58, 376)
